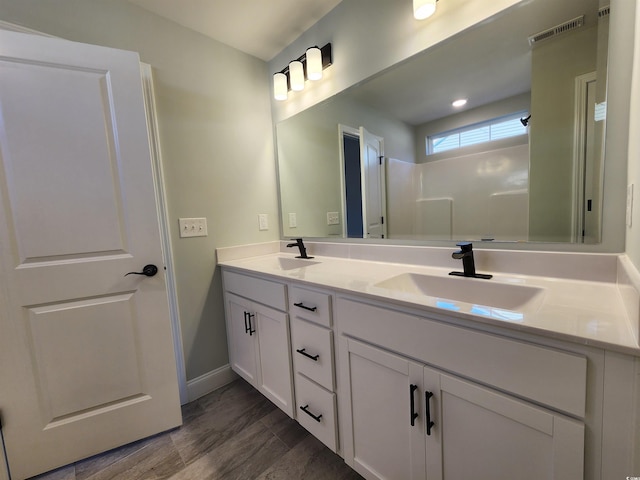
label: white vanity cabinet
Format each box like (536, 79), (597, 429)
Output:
(289, 285), (339, 452)
(222, 270), (294, 417)
(337, 296), (586, 480)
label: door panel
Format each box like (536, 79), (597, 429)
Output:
(343, 338), (425, 480)
(0, 30), (181, 479)
(424, 368), (584, 480)
(255, 306), (293, 416)
(226, 294), (258, 385)
(27, 294), (143, 419)
(359, 127), (386, 239)
(0, 61), (125, 260)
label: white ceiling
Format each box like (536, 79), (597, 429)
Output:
(126, 0), (343, 61)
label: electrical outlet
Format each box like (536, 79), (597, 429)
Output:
(327, 211), (340, 225)
(258, 213), (269, 231)
(627, 184), (634, 227)
(179, 217), (208, 238)
(288, 213), (297, 228)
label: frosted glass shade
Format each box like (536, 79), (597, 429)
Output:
(273, 72), (288, 101)
(306, 47), (323, 81)
(413, 0), (436, 19)
(289, 60), (305, 91)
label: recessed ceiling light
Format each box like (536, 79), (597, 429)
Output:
(452, 99), (468, 108)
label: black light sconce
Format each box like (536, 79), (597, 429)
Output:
(273, 43), (333, 101)
(520, 114), (531, 127)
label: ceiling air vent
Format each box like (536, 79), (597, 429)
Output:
(528, 15), (585, 46)
(598, 5), (610, 18)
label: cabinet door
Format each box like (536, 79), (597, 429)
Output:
(340, 337), (426, 480)
(255, 303), (294, 417)
(225, 293), (258, 385)
(423, 368), (584, 480)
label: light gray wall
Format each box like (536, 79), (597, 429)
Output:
(269, 0), (522, 123)
(528, 26), (597, 243)
(278, 95), (414, 238)
(0, 0), (279, 381)
(626, 1), (640, 270)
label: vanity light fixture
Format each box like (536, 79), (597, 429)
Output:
(289, 60), (305, 91)
(452, 98), (468, 108)
(414, 0), (438, 20)
(306, 47), (323, 81)
(273, 72), (288, 101)
(272, 43), (333, 101)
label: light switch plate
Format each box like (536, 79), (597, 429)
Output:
(327, 212), (340, 225)
(288, 213), (297, 228)
(179, 217), (208, 238)
(258, 214), (269, 231)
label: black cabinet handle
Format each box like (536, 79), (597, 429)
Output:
(425, 391), (435, 435)
(125, 264), (158, 277)
(296, 348), (319, 361)
(410, 384), (419, 426)
(244, 312), (255, 336)
(294, 302), (317, 312)
(300, 404), (322, 422)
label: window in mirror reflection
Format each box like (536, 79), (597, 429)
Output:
(428, 112), (529, 155)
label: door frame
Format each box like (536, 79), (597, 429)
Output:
(338, 124), (360, 238)
(140, 63), (188, 404)
(338, 124), (388, 239)
(572, 71), (597, 244)
(0, 20), (188, 405)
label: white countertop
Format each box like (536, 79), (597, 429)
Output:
(219, 252), (640, 355)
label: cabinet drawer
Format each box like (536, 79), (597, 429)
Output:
(223, 270), (286, 311)
(337, 297), (587, 418)
(295, 373), (338, 452)
(289, 285), (332, 327)
(291, 318), (334, 391)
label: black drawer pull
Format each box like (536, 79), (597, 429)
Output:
(425, 391), (435, 435)
(300, 404), (322, 422)
(294, 302), (317, 312)
(296, 348), (319, 361)
(410, 384), (419, 426)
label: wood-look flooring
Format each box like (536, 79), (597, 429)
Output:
(30, 379), (362, 480)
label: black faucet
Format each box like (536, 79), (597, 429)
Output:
(449, 242), (492, 279)
(287, 238), (313, 259)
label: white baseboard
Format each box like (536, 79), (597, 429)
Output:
(185, 364), (238, 403)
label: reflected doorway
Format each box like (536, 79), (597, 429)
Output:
(339, 124), (387, 239)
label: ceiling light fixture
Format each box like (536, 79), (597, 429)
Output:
(272, 43), (333, 101)
(452, 98), (468, 108)
(414, 0), (438, 20)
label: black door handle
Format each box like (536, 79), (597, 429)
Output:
(244, 312), (256, 336)
(125, 264), (158, 277)
(410, 384), (419, 426)
(425, 391), (435, 435)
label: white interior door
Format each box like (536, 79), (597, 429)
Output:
(0, 30), (182, 479)
(359, 127), (387, 239)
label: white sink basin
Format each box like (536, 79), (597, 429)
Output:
(270, 256), (320, 271)
(374, 272), (544, 311)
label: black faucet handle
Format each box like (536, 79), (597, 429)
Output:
(455, 242), (473, 252)
(287, 238), (313, 259)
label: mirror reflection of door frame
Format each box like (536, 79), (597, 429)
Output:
(572, 71), (600, 243)
(338, 124), (387, 239)
(338, 125), (363, 238)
